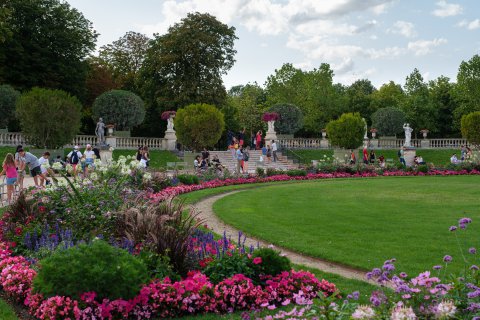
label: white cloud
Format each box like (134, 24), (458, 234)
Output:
(432, 1), (463, 17)
(458, 19), (480, 30)
(388, 20), (417, 38)
(407, 38), (447, 56)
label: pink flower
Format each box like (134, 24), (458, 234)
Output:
(253, 257), (262, 265)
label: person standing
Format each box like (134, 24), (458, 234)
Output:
(1, 153), (18, 204)
(82, 144), (96, 176)
(271, 140), (278, 162)
(350, 150), (356, 165)
(399, 147), (406, 166)
(18, 149), (48, 188)
(201, 148), (210, 163)
(243, 146), (250, 174)
(238, 128), (245, 147)
(369, 149), (376, 164)
(236, 146), (244, 174)
(67, 146), (83, 177)
(362, 147), (369, 164)
(255, 131), (262, 150)
(37, 152), (51, 186)
(14, 145), (25, 190)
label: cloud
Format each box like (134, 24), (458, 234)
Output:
(458, 19), (480, 30)
(388, 20), (417, 38)
(333, 58), (355, 74)
(432, 1), (463, 17)
(407, 38), (447, 56)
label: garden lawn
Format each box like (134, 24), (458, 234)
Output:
(0, 299), (17, 320)
(213, 176), (480, 276)
(294, 148), (459, 166)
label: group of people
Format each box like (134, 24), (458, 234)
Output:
(194, 149), (225, 173)
(136, 146), (151, 168)
(451, 145), (473, 164)
(350, 148), (382, 166)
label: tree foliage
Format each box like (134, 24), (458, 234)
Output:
(346, 79), (376, 124)
(175, 103), (225, 150)
(326, 113), (365, 149)
(0, 0), (97, 98)
(370, 81), (405, 110)
(140, 12), (237, 109)
(0, 84), (20, 128)
(16, 88), (82, 148)
(98, 31), (150, 90)
(268, 103), (304, 134)
(92, 90), (145, 130)
(428, 76), (457, 137)
(229, 83), (266, 134)
(461, 111), (480, 148)
(371, 107), (406, 136)
(453, 54), (480, 129)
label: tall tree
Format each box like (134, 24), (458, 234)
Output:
(370, 81), (406, 110)
(98, 31), (150, 91)
(230, 83), (267, 134)
(0, 6), (12, 43)
(346, 79), (376, 124)
(140, 12), (237, 109)
(453, 54), (480, 129)
(0, 0), (97, 99)
(401, 69), (437, 133)
(428, 76), (458, 137)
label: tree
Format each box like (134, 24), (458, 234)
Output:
(346, 79), (376, 123)
(0, 0), (97, 99)
(140, 12), (237, 109)
(98, 31), (150, 91)
(16, 88), (82, 149)
(268, 103), (304, 134)
(453, 54), (480, 129)
(230, 83), (266, 134)
(0, 7), (12, 43)
(326, 113), (365, 149)
(401, 69), (437, 133)
(92, 90), (145, 131)
(371, 107), (406, 136)
(0, 84), (20, 129)
(175, 103), (225, 150)
(370, 81), (406, 110)
(428, 76), (458, 137)
(461, 111), (480, 148)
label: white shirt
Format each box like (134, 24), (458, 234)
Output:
(38, 157), (49, 173)
(450, 155), (458, 164)
(84, 150), (95, 159)
(272, 142), (277, 152)
(67, 150), (83, 158)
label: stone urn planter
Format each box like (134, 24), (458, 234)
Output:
(420, 129), (429, 139)
(106, 124), (114, 137)
(321, 130), (327, 140)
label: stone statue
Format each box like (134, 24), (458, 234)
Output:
(403, 123), (413, 147)
(267, 120), (275, 133)
(95, 118), (105, 145)
(363, 118), (368, 140)
(166, 115), (175, 131)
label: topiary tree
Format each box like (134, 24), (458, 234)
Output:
(16, 87), (82, 148)
(268, 103), (304, 134)
(0, 84), (20, 129)
(371, 107), (406, 136)
(92, 89), (145, 130)
(175, 103), (225, 150)
(461, 111), (480, 148)
(326, 113), (364, 149)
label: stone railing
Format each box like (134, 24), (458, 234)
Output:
(115, 137), (165, 150)
(429, 138), (468, 149)
(277, 138), (327, 149)
(0, 132), (27, 146)
(68, 135), (98, 147)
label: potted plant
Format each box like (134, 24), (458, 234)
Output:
(106, 124), (115, 137)
(321, 129), (327, 139)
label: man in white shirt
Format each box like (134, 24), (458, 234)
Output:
(67, 146), (83, 176)
(450, 154), (458, 164)
(271, 140), (278, 162)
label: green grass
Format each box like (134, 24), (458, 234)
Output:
(213, 176), (480, 276)
(0, 299), (17, 320)
(294, 148), (459, 166)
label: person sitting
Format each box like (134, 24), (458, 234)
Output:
(378, 155), (385, 168)
(211, 155), (224, 173)
(413, 156), (419, 166)
(200, 158), (208, 171)
(417, 156), (426, 165)
(369, 150), (376, 164)
(450, 154), (459, 164)
(193, 156), (201, 172)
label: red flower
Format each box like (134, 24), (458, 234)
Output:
(9, 241), (16, 248)
(253, 257), (262, 265)
(38, 206), (46, 213)
(15, 227), (23, 236)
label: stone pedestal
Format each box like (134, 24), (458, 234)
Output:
(421, 139), (430, 149)
(105, 136), (116, 148)
(404, 148), (416, 167)
(370, 139), (379, 148)
(320, 139), (329, 148)
(264, 131), (277, 146)
(164, 130), (177, 151)
(101, 149), (113, 165)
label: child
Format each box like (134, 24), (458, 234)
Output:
(1, 153), (17, 204)
(38, 152), (51, 187)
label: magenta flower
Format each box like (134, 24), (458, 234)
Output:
(253, 257), (262, 265)
(443, 255), (452, 263)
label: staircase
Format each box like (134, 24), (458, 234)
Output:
(209, 150), (299, 174)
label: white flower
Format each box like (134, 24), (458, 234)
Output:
(391, 306), (416, 320)
(126, 155), (132, 160)
(52, 162), (63, 171)
(41, 162), (50, 169)
(94, 159), (102, 167)
(90, 172), (98, 181)
(129, 160), (140, 168)
(435, 300), (456, 319)
(352, 305), (376, 319)
(143, 172), (152, 181)
(65, 164), (73, 173)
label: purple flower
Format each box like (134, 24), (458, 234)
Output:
(433, 265), (443, 270)
(371, 268), (382, 277)
(443, 255), (452, 263)
(468, 290), (480, 299)
(383, 263), (395, 272)
(470, 247), (477, 254)
(459, 217), (472, 225)
(471, 265), (479, 271)
(399, 272), (408, 278)
(352, 291), (359, 300)
(449, 226), (457, 231)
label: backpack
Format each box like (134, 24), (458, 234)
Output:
(244, 152), (249, 161)
(70, 150), (79, 164)
(397, 150), (401, 157)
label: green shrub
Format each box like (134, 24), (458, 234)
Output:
(417, 165), (429, 173)
(177, 174), (200, 185)
(256, 167), (265, 177)
(461, 111), (480, 148)
(268, 103), (304, 134)
(371, 107), (406, 136)
(0, 84), (20, 129)
(266, 168), (279, 177)
(137, 249), (180, 281)
(92, 90), (145, 130)
(33, 240), (149, 300)
(286, 169), (307, 177)
(203, 252), (253, 284)
(326, 113), (364, 149)
(249, 248), (292, 283)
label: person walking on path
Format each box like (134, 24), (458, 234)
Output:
(67, 146), (83, 177)
(37, 152), (51, 187)
(82, 144), (96, 176)
(271, 140), (278, 162)
(1, 153), (18, 204)
(236, 146), (244, 174)
(238, 128), (245, 147)
(17, 149), (48, 188)
(349, 150), (356, 165)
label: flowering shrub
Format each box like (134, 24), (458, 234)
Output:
(262, 112), (280, 122)
(161, 110), (176, 120)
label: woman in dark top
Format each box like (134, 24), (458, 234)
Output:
(369, 150), (376, 164)
(136, 146), (143, 161)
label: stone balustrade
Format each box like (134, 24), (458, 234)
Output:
(277, 138), (326, 149)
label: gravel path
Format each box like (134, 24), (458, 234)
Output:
(193, 190), (376, 284)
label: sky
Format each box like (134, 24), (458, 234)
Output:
(66, 0), (480, 90)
